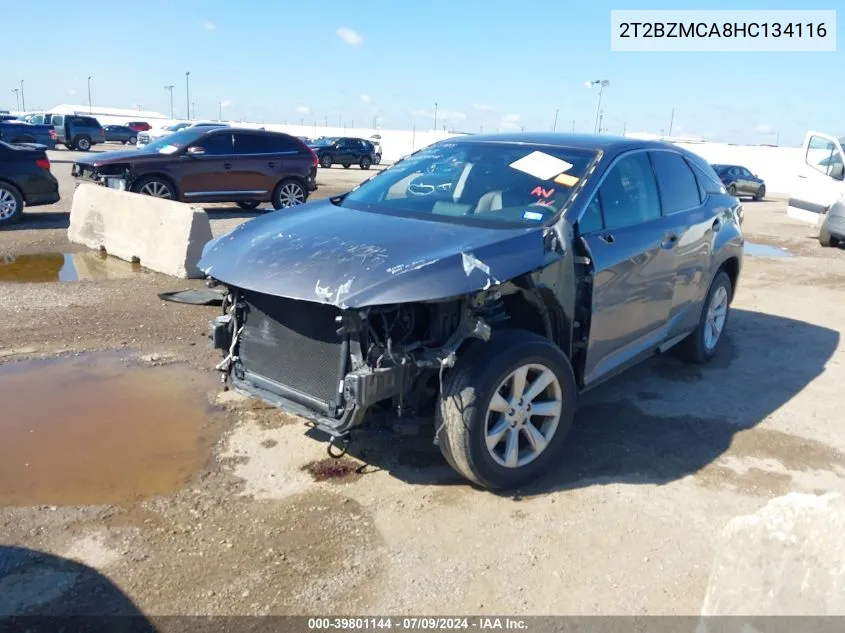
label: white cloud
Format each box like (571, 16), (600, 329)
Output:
(472, 103), (495, 111)
(359, 94), (371, 103)
(220, 99), (233, 108)
(295, 105), (310, 114)
(201, 21), (216, 31)
(500, 113), (522, 130)
(336, 27), (363, 46)
(411, 109), (466, 121)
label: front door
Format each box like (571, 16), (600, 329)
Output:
(788, 131), (845, 224)
(579, 151), (674, 386)
(178, 131), (234, 198)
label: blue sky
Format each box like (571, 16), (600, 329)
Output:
(2, 0), (841, 146)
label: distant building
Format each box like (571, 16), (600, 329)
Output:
(45, 104), (170, 122)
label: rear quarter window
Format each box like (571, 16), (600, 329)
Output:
(649, 151), (702, 213)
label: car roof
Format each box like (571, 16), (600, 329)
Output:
(443, 132), (683, 159)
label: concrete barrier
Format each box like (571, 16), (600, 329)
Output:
(68, 184), (213, 279)
(699, 492), (845, 621)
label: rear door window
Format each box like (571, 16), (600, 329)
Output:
(598, 153), (662, 230)
(233, 133), (298, 154)
(649, 151), (702, 213)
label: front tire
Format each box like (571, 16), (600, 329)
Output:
(673, 271), (732, 364)
(436, 329), (577, 490)
(819, 222), (839, 248)
(754, 185), (765, 201)
(75, 136), (92, 151)
(320, 154), (332, 168)
(0, 182), (25, 226)
(129, 136), (137, 145)
(271, 179), (306, 210)
(132, 176), (175, 200)
(727, 184), (737, 197)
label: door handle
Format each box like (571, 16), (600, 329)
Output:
(599, 233), (615, 244)
(797, 174), (807, 179)
(223, 163), (232, 170)
(712, 218), (722, 232)
(661, 233), (679, 249)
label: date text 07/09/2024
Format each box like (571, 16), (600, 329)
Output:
(307, 617), (529, 631)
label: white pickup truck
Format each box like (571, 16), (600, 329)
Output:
(788, 131), (845, 247)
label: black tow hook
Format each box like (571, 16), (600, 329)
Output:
(327, 436), (351, 459)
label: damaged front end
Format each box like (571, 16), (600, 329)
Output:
(71, 161), (131, 191)
(209, 285), (507, 438)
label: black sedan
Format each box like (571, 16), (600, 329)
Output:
(0, 141), (60, 226)
(103, 125), (138, 145)
(711, 163), (766, 200)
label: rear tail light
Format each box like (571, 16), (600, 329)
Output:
(307, 146), (318, 168)
(49, 129), (57, 140)
(36, 158), (50, 170)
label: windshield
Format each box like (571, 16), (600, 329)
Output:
(164, 123), (190, 132)
(340, 141), (597, 227)
(310, 137), (338, 146)
(142, 127), (211, 153)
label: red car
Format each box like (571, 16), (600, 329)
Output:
(126, 121), (151, 132)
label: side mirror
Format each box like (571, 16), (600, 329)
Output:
(186, 146), (205, 156)
(831, 162), (845, 181)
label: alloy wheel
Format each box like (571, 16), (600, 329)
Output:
(139, 181), (173, 199)
(0, 188), (18, 220)
(703, 285), (728, 350)
(277, 183), (305, 208)
(484, 363), (563, 468)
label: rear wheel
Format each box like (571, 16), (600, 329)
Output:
(320, 154), (332, 168)
(754, 185), (765, 201)
(132, 176), (175, 200)
(360, 156), (372, 170)
(271, 179), (306, 210)
(0, 182), (24, 226)
(129, 136), (137, 145)
(436, 329), (577, 490)
(673, 271), (732, 364)
(75, 136), (92, 151)
(727, 184), (737, 197)
(237, 201), (261, 210)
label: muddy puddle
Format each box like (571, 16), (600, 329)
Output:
(0, 352), (225, 507)
(0, 252), (141, 283)
(744, 242), (791, 258)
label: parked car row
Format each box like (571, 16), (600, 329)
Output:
(199, 132), (745, 489)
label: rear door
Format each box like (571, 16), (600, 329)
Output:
(648, 149), (714, 336)
(578, 151), (674, 386)
(49, 115), (66, 143)
(230, 132), (278, 196)
(788, 131), (845, 224)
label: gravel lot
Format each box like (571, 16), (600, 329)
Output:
(2, 148), (845, 618)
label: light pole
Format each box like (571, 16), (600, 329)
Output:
(87, 75), (93, 113)
(185, 71), (191, 120)
(585, 79), (609, 133)
(433, 102), (438, 131)
(552, 108), (559, 131)
(20, 80), (25, 111)
(164, 85), (174, 117)
(571, 120), (575, 133)
(12, 88), (19, 111)
(668, 108), (675, 137)
(191, 101), (196, 120)
(218, 101), (222, 121)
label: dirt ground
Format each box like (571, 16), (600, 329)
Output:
(1, 152), (845, 619)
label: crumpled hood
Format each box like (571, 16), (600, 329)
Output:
(75, 147), (166, 166)
(198, 199), (559, 308)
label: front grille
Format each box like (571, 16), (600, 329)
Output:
(238, 290), (343, 407)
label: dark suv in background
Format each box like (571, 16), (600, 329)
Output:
(711, 164), (766, 201)
(308, 136), (377, 169)
(72, 127), (318, 210)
